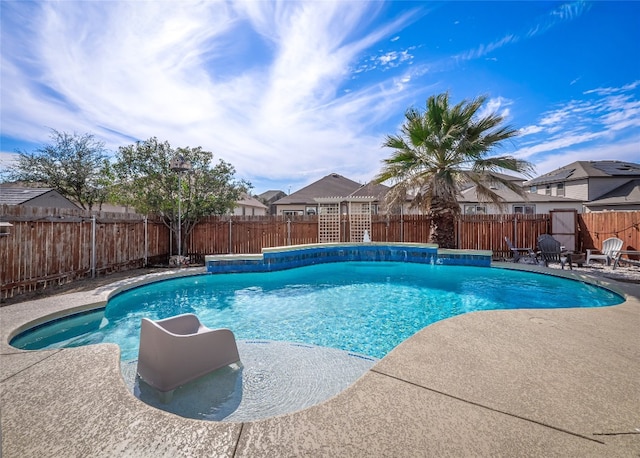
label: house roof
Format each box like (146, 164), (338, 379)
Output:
(458, 185), (582, 204)
(525, 161), (640, 186)
(257, 190), (286, 201)
(458, 171), (527, 190)
(274, 173), (364, 205)
(585, 179), (640, 207)
(237, 193), (268, 209)
(0, 187), (57, 205)
(349, 181), (390, 200)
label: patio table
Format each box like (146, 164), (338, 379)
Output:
(565, 252), (585, 268)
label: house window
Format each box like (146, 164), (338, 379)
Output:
(513, 205), (536, 214)
(464, 205), (486, 214)
(557, 183), (565, 197)
(283, 210), (303, 216)
(545, 185), (551, 195)
(529, 186), (537, 193)
(305, 206), (317, 216)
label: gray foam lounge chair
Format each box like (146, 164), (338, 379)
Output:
(586, 237), (623, 266)
(537, 234), (571, 270)
(137, 313), (240, 396)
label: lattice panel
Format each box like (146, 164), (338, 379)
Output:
(318, 202), (341, 243)
(349, 201), (372, 242)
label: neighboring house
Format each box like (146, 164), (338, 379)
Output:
(458, 171), (527, 191)
(525, 160), (640, 211)
(0, 187), (79, 209)
(584, 179), (640, 212)
(459, 183), (583, 215)
(231, 193), (268, 216)
(459, 161), (640, 214)
(257, 190), (287, 215)
(273, 173), (401, 216)
(274, 173), (364, 216)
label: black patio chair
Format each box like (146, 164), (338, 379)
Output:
(537, 234), (571, 270)
(504, 237), (538, 264)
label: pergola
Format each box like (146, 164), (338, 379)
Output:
(314, 196), (376, 243)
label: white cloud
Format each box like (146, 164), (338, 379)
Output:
(476, 97), (512, 121)
(513, 131), (606, 159)
(511, 81), (640, 171)
(531, 138), (640, 175)
(376, 49), (414, 68)
(1, 1), (637, 193)
(0, 1), (421, 190)
(527, 0), (591, 38)
(516, 84), (640, 156)
(519, 125), (544, 136)
(454, 34), (517, 62)
(539, 109), (570, 126)
(450, 1), (590, 67)
(583, 80), (640, 96)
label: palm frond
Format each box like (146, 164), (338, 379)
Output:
(376, 92), (535, 231)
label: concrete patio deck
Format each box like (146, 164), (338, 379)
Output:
(1, 264), (639, 457)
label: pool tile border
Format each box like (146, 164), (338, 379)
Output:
(206, 243), (492, 273)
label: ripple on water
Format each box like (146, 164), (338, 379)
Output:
(121, 340), (377, 422)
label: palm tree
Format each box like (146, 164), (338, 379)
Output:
(375, 92), (534, 248)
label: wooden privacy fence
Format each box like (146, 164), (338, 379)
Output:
(188, 212), (640, 259)
(187, 213), (539, 260)
(188, 216), (318, 261)
(1, 205), (170, 299)
(3, 206), (638, 299)
(188, 214), (434, 261)
(457, 214), (551, 258)
(579, 211), (640, 256)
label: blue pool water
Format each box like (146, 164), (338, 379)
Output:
(11, 263), (623, 360)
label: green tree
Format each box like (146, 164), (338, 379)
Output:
(375, 93), (534, 248)
(6, 130), (111, 210)
(112, 137), (250, 255)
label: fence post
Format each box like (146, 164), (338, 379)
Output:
(287, 219), (291, 245)
(228, 219), (233, 254)
(169, 220), (173, 256)
(91, 216), (96, 278)
(144, 216), (148, 267)
(385, 218), (389, 242)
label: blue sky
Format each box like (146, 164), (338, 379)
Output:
(1, 1), (639, 194)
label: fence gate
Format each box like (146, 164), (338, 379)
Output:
(550, 209), (578, 251)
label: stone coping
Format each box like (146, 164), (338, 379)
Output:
(1, 263), (639, 456)
(262, 241), (440, 252)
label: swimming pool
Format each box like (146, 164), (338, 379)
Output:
(11, 262), (623, 360)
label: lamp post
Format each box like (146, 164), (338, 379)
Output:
(170, 155), (192, 259)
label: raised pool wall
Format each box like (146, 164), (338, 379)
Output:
(205, 243), (492, 273)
